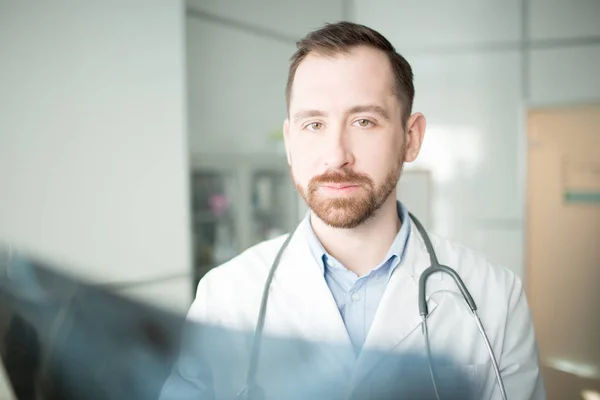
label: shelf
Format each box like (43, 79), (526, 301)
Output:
(193, 210), (233, 223)
(189, 158), (299, 291)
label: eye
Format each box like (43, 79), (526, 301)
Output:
(354, 119), (374, 128)
(306, 122), (323, 131)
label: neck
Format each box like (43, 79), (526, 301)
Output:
(311, 196), (401, 277)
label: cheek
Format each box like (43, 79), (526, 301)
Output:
(290, 146), (319, 181)
(356, 141), (401, 178)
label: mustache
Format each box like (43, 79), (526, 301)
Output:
(309, 169), (373, 186)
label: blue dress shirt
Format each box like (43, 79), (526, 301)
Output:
(304, 201), (411, 353)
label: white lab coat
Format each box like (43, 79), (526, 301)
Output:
(161, 216), (546, 400)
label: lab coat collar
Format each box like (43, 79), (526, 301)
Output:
(268, 217), (357, 373)
(267, 216), (443, 390)
(348, 217), (441, 393)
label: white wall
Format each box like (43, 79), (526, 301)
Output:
(0, 1), (191, 397)
(0, 3), (192, 395)
(186, 17), (293, 155)
(185, 0), (346, 156)
(529, 0), (600, 40)
(186, 0), (346, 39)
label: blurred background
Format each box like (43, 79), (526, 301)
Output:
(0, 1), (599, 399)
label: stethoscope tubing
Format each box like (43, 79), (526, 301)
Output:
(411, 212), (507, 400)
(239, 213), (508, 400)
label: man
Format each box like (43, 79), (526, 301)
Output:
(161, 22), (545, 400)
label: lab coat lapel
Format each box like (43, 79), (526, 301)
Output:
(268, 220), (356, 368)
(349, 220), (440, 390)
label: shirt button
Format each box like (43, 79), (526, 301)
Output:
(351, 292), (361, 302)
(326, 259), (335, 267)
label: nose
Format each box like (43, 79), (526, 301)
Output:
(322, 125), (355, 170)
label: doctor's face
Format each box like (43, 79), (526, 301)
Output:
(284, 46), (409, 229)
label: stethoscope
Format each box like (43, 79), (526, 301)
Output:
(237, 213), (508, 400)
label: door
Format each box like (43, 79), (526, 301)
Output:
(526, 105), (600, 399)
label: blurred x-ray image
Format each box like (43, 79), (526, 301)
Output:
(0, 245), (475, 400)
(0, 245), (186, 400)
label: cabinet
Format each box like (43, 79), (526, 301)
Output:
(189, 154), (301, 288)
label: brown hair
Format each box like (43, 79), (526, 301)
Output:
(286, 21), (415, 126)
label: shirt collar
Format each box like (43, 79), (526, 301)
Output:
(303, 201), (412, 276)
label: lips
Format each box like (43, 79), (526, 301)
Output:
(322, 183), (358, 189)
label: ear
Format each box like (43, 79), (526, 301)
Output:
(283, 119), (292, 166)
(403, 112), (426, 163)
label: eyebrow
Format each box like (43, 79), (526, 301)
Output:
(292, 104), (390, 124)
(347, 104), (390, 121)
(292, 109), (326, 123)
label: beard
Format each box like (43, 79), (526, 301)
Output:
(294, 151), (405, 229)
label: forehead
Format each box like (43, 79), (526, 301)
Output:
(289, 46), (397, 112)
